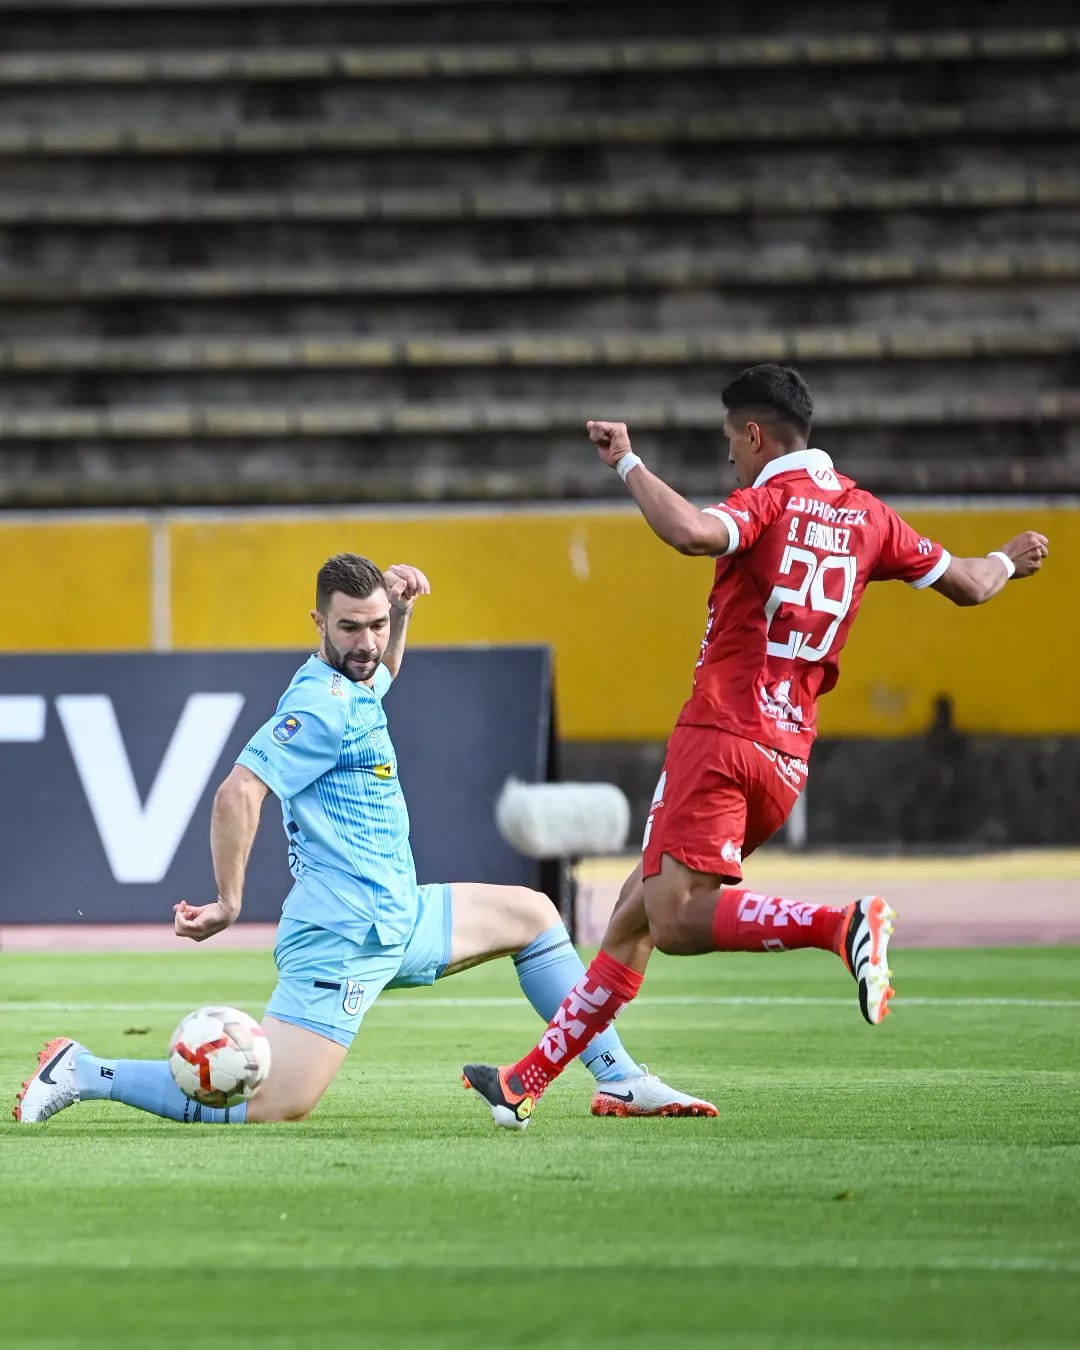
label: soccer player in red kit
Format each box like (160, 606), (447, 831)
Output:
(464, 363), (1050, 1129)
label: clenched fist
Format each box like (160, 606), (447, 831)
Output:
(586, 420), (634, 469)
(1000, 531), (1050, 579)
(383, 563), (431, 613)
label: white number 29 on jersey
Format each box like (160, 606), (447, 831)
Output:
(764, 546), (857, 662)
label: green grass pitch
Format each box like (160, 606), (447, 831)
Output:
(1, 946), (1078, 1348)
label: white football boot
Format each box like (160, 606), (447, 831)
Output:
(841, 895), (897, 1025)
(591, 1069), (718, 1118)
(13, 1037), (85, 1122)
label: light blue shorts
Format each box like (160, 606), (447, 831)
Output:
(264, 882), (453, 1048)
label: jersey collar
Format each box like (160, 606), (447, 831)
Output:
(752, 448), (839, 491)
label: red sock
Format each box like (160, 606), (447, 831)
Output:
(711, 888), (848, 954)
(508, 950), (644, 1100)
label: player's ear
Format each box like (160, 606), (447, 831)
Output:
(745, 420), (761, 451)
(310, 607), (324, 632)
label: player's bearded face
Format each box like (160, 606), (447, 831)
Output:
(316, 590), (391, 684)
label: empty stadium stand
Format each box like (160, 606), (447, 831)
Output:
(1, 0), (1079, 505)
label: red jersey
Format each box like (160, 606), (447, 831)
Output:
(677, 449), (949, 758)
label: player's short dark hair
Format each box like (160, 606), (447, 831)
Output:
(315, 553), (387, 613)
(721, 364), (813, 443)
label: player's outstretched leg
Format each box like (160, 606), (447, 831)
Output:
(707, 878), (897, 1027)
(463, 948), (646, 1130)
(451, 881), (715, 1123)
(15, 1038), (255, 1124)
(13, 1037), (85, 1122)
(511, 921), (716, 1119)
(839, 895), (897, 1025)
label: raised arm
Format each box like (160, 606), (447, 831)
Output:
(381, 562), (431, 678)
(931, 531), (1049, 606)
(174, 763), (270, 941)
(586, 421), (732, 556)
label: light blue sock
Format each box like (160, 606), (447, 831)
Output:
(75, 1053), (247, 1124)
(513, 923), (641, 1084)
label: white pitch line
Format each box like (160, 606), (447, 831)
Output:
(1, 994), (1079, 1014)
(4, 1253), (1078, 1276)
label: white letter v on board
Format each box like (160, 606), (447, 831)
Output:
(56, 692), (245, 884)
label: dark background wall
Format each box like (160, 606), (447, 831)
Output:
(0, 647), (553, 923)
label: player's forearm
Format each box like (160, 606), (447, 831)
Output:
(209, 779), (263, 913)
(383, 606), (410, 678)
(932, 531), (1048, 604)
(624, 463), (728, 556)
(932, 554), (1012, 607)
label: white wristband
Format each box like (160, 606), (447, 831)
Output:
(988, 550), (1016, 579)
(616, 452), (643, 483)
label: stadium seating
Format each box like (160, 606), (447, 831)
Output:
(1, 0), (1078, 504)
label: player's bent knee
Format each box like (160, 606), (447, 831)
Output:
(253, 1016), (348, 1121)
(512, 885), (561, 939)
(644, 901), (703, 956)
(649, 919), (696, 956)
(246, 1086), (320, 1123)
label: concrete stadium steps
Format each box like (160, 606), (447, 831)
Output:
(0, 0), (701, 51)
(4, 177), (1080, 273)
(1, 28), (1078, 85)
(2, 32), (1079, 123)
(0, 3), (1077, 500)
(3, 175), (1077, 224)
(2, 250), (1079, 336)
(0, 330), (1076, 447)
(0, 322), (1077, 372)
(4, 247), (1080, 298)
(3, 147), (1077, 200)
(4, 390), (1078, 438)
(5, 0), (1080, 38)
(0, 361), (1070, 414)
(0, 390), (1075, 507)
(6, 0), (1078, 51)
(2, 104), (1078, 157)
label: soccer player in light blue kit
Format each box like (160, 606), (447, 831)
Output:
(16, 553), (715, 1125)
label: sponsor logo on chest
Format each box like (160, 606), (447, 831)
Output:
(785, 495), (867, 527)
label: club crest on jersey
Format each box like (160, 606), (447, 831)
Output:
(330, 673), (346, 697)
(342, 980), (365, 1016)
(760, 679), (805, 733)
(721, 839), (743, 867)
(272, 714), (302, 743)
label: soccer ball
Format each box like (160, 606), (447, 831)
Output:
(168, 1005), (271, 1108)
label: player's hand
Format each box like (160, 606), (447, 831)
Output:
(1000, 531), (1050, 578)
(586, 420), (634, 470)
(384, 563), (431, 614)
(173, 899), (237, 943)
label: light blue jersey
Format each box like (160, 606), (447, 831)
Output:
(237, 655), (417, 946)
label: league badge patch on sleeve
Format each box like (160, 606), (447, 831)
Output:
(272, 714), (303, 744)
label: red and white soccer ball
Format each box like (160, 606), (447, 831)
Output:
(168, 1005), (272, 1108)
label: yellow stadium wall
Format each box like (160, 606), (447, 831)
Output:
(0, 516), (154, 650)
(2, 504), (1074, 739)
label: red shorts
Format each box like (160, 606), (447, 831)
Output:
(641, 725), (808, 884)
